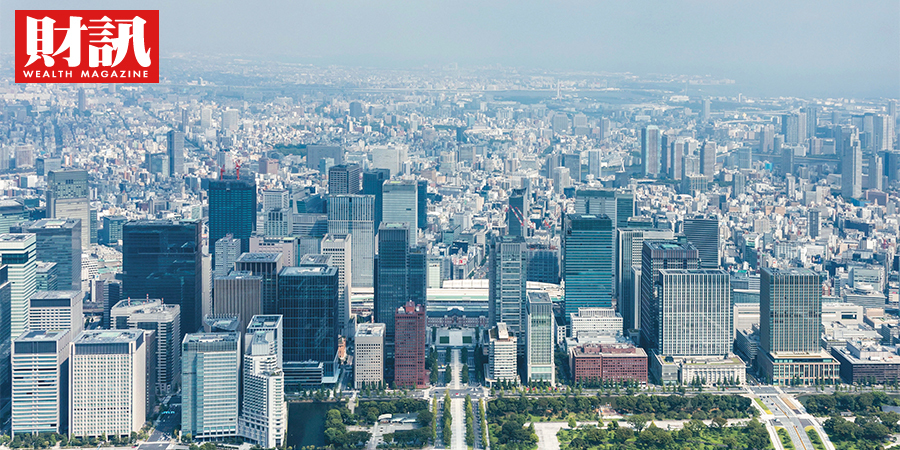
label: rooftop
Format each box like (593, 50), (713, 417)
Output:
(75, 329), (143, 344)
(236, 252), (283, 263)
(248, 314), (283, 329)
(17, 329), (69, 342)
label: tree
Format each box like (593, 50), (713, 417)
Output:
(711, 416), (728, 428)
(568, 417), (577, 429)
(627, 414), (648, 432)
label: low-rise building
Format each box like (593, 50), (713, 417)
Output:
(571, 343), (647, 384)
(832, 342), (900, 384)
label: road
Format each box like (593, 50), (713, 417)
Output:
(750, 387), (836, 450)
(449, 348), (465, 450)
(139, 396), (180, 450)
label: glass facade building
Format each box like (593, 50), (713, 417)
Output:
(563, 214), (615, 319)
(207, 177), (257, 254)
(277, 266), (339, 386)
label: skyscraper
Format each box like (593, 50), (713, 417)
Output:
(417, 180), (428, 229)
(110, 298), (181, 397)
(11, 329), (70, 435)
(213, 271), (263, 332)
(234, 253), (283, 316)
(393, 301), (426, 388)
(362, 169), (390, 230)
(808, 209), (820, 238)
(70, 330), (147, 439)
(239, 316), (286, 449)
(507, 188), (529, 238)
(382, 180), (418, 247)
(0, 234), (37, 340)
(617, 228), (674, 331)
(841, 128), (863, 199)
(488, 235), (527, 350)
(575, 188), (634, 229)
(277, 265), (339, 385)
(208, 177), (257, 254)
(563, 214), (615, 319)
(327, 195), (375, 287)
(760, 268), (821, 354)
(328, 164), (361, 195)
(782, 113), (802, 145)
(641, 125), (661, 177)
(122, 220), (202, 334)
(167, 130), (184, 176)
(100, 215), (126, 246)
(699, 140), (716, 179)
(525, 291), (554, 385)
(0, 265), (11, 415)
(46, 170), (90, 249)
(182, 332), (240, 440)
(320, 234), (352, 332)
(18, 219), (82, 291)
(639, 240), (699, 349)
(374, 223), (410, 349)
(682, 215), (720, 269)
(214, 234), (242, 278)
(354, 322), (384, 389)
(652, 269), (731, 356)
(28, 290), (83, 336)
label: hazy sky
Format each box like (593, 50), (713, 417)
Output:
(3, 0), (898, 98)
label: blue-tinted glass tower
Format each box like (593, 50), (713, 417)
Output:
(207, 177), (256, 254)
(562, 214), (614, 319)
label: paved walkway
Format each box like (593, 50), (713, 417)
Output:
(450, 348), (465, 450)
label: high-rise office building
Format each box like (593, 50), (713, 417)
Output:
(617, 228), (674, 332)
(782, 113), (803, 145)
(182, 331), (240, 440)
(11, 330), (71, 435)
(250, 236), (299, 268)
(214, 234), (242, 278)
(354, 322), (384, 389)
(222, 109), (239, 132)
(28, 290), (83, 336)
(277, 265), (339, 385)
(374, 223), (410, 349)
(525, 245), (560, 284)
(213, 271), (263, 332)
(760, 268), (821, 354)
(320, 234), (352, 332)
(264, 208), (293, 238)
(239, 316), (286, 449)
(327, 195), (375, 287)
(874, 114), (894, 151)
(393, 302), (426, 388)
(641, 125), (661, 177)
(682, 215), (720, 269)
(70, 330), (146, 439)
(507, 188), (529, 238)
(808, 209), (820, 238)
(408, 246), (427, 305)
(417, 180), (427, 230)
(17, 219), (82, 291)
(246, 315), (283, 368)
(639, 240), (699, 349)
(488, 323), (517, 383)
(235, 253), (283, 316)
(575, 188), (634, 229)
(328, 164), (361, 195)
(382, 180), (418, 247)
(525, 291), (554, 385)
(362, 169), (390, 230)
(842, 129), (863, 200)
(699, 140), (716, 179)
(122, 220), (202, 334)
(701, 98), (711, 123)
(208, 177), (257, 254)
(46, 170), (90, 249)
(0, 265), (11, 415)
(652, 269), (731, 356)
(167, 130), (184, 176)
(563, 214), (615, 319)
(0, 234), (37, 340)
(110, 298), (182, 396)
(488, 235), (527, 350)
(100, 215), (126, 246)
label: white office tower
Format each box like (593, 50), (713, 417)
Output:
(28, 290), (84, 336)
(222, 109), (239, 132)
(200, 107), (212, 129)
(382, 180), (418, 247)
(371, 145), (408, 176)
(239, 322), (286, 448)
(214, 234), (242, 278)
(525, 292), (554, 385)
(354, 322), (384, 389)
(182, 332), (240, 440)
(0, 234), (37, 339)
(70, 330), (146, 439)
(264, 208), (293, 238)
(246, 315), (282, 366)
(11, 330), (71, 434)
(321, 234), (352, 333)
(488, 323), (518, 383)
(110, 298), (182, 396)
(656, 269), (732, 356)
(327, 195), (375, 287)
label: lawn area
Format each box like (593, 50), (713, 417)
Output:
(777, 427), (795, 450)
(754, 398), (772, 414)
(805, 427), (825, 450)
(556, 419), (773, 449)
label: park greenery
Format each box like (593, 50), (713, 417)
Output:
(443, 391), (453, 445)
(322, 399), (433, 449)
(488, 393), (755, 423)
(465, 395), (475, 446)
(800, 391), (900, 416)
(777, 428), (794, 449)
(823, 415), (895, 449)
(557, 418), (771, 450)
